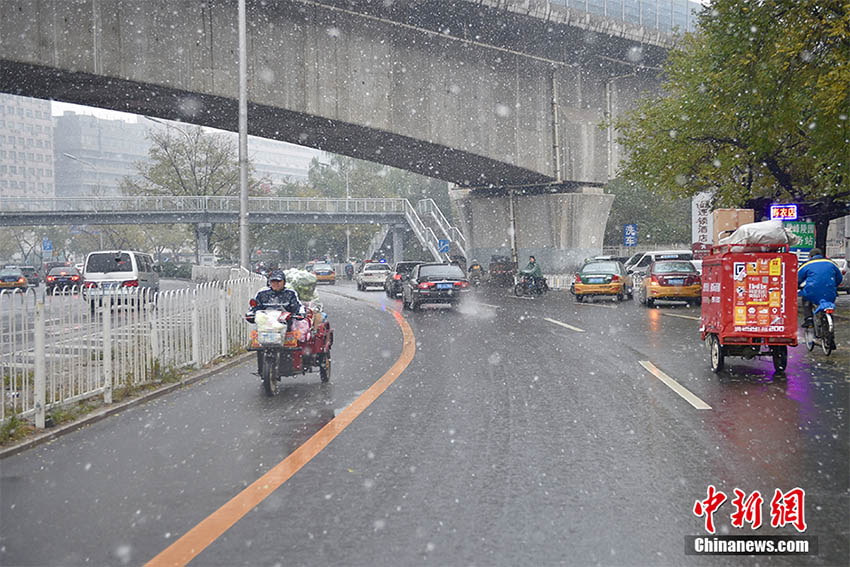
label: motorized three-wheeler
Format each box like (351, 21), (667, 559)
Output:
(700, 244), (798, 373)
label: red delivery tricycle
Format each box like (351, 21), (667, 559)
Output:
(700, 244), (798, 373)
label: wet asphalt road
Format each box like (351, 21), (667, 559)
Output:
(1, 281), (848, 566)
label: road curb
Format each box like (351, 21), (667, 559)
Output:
(0, 352), (254, 460)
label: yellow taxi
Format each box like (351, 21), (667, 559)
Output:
(311, 262), (336, 284)
(0, 267), (29, 291)
(573, 261), (633, 302)
(638, 260), (701, 307)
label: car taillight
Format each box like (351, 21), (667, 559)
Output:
(393, 274), (401, 280)
(71, 275), (80, 281)
(47, 276), (56, 282)
(650, 275), (659, 284)
(418, 282), (435, 289)
(454, 281), (469, 288)
(84, 281), (98, 288)
(122, 279), (139, 287)
(575, 274), (581, 283)
(611, 275), (621, 283)
(17, 277), (26, 283)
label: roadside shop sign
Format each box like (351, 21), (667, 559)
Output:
(623, 224), (638, 246)
(770, 203), (798, 221)
(691, 192), (714, 245)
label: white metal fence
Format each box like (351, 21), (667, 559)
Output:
(1, 277), (262, 429)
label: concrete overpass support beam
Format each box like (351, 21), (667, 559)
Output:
(392, 225), (405, 265)
(452, 187), (613, 273)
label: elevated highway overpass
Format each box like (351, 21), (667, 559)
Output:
(0, 0), (699, 270)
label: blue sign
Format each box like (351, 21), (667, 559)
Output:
(623, 224), (638, 247)
(42, 237), (53, 251)
(438, 239), (450, 254)
(770, 204), (798, 221)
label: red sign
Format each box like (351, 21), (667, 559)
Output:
(692, 242), (712, 259)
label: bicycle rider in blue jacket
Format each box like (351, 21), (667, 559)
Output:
(798, 248), (842, 328)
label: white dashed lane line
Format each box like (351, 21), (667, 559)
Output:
(544, 317), (585, 333)
(662, 312), (701, 321)
(575, 302), (617, 310)
(639, 361), (712, 410)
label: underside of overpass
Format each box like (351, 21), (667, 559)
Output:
(0, 0), (668, 269)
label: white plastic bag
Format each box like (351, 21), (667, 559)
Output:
(718, 220), (800, 246)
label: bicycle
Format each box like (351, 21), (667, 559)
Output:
(804, 300), (836, 356)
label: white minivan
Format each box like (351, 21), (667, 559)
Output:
(82, 250), (160, 307)
(626, 249), (694, 276)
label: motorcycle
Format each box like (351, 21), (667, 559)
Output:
(513, 272), (549, 297)
(469, 270), (482, 288)
(246, 308), (333, 396)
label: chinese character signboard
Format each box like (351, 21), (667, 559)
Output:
(692, 192), (714, 245)
(770, 204), (798, 221)
(623, 224), (637, 247)
(784, 221), (815, 250)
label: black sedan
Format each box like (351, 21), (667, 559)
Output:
(45, 267), (82, 293)
(384, 261), (421, 298)
(401, 262), (470, 310)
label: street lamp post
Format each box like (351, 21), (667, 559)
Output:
(63, 153), (103, 247)
(319, 162), (351, 262)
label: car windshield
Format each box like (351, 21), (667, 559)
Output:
(365, 264), (390, 271)
(397, 263), (419, 273)
(86, 253), (133, 272)
(654, 261), (697, 274)
(0, 269), (22, 277)
(419, 265), (465, 279)
(581, 262), (619, 275)
(313, 263), (332, 271)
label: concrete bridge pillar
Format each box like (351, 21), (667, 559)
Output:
(451, 188), (614, 273)
(392, 225), (405, 265)
(195, 223), (213, 265)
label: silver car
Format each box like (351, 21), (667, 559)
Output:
(356, 262), (391, 291)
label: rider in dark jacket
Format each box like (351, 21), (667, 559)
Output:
(248, 269), (305, 375)
(249, 269), (305, 318)
(798, 248), (842, 327)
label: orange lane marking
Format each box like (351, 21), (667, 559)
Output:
(146, 309), (416, 567)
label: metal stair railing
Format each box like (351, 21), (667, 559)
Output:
(416, 199), (467, 260)
(403, 200), (444, 261)
(365, 225), (391, 261)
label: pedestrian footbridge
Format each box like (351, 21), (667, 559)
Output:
(0, 196), (466, 263)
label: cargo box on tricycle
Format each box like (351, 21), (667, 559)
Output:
(700, 244), (798, 373)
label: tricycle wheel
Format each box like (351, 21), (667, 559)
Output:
(709, 334), (725, 373)
(262, 352), (279, 396)
(771, 346), (788, 372)
(513, 283), (524, 297)
(319, 352), (331, 383)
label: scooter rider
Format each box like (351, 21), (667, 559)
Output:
(798, 248), (842, 328)
(247, 270), (305, 375)
(468, 259), (483, 283)
(248, 269), (306, 320)
(522, 255), (544, 292)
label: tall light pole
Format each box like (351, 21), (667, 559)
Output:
(318, 161), (351, 261)
(238, 0), (250, 271)
(63, 153), (103, 247)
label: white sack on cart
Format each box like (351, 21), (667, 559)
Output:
(718, 220), (800, 246)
